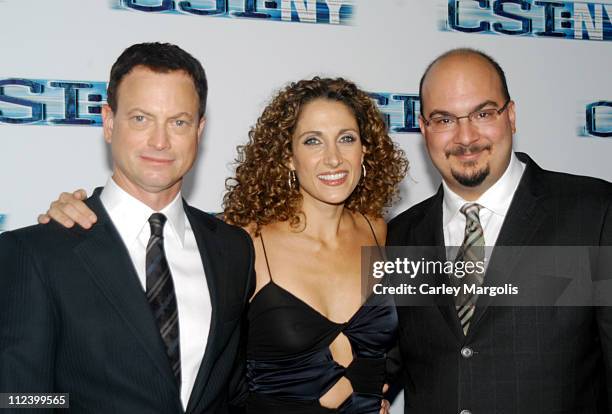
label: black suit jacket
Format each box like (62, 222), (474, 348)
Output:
(0, 190), (255, 413)
(387, 153), (612, 413)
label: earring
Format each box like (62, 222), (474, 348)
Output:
(362, 164), (367, 179)
(288, 170), (298, 190)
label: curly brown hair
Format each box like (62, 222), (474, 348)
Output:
(223, 77), (408, 231)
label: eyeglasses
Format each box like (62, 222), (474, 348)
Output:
(423, 99), (511, 133)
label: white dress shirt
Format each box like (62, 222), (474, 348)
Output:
(443, 152), (526, 251)
(100, 177), (211, 409)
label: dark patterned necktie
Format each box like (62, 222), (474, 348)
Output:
(454, 203), (485, 335)
(146, 213), (181, 387)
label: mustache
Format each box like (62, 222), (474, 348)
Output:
(445, 143), (492, 158)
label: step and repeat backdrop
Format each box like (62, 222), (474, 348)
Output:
(0, 0), (611, 410)
(1, 0), (611, 232)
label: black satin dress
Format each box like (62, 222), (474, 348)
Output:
(245, 218), (398, 413)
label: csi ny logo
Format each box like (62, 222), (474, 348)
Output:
(111, 0), (354, 25)
(445, 0), (612, 41)
(0, 80), (421, 133)
(583, 101), (612, 137)
(0, 78), (106, 126)
(370, 93), (420, 134)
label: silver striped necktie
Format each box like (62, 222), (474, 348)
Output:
(454, 203), (485, 335)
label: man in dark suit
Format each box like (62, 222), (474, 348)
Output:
(387, 49), (612, 413)
(0, 43), (254, 413)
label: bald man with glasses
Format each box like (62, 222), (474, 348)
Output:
(387, 48), (612, 414)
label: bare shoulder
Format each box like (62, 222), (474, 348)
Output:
(361, 214), (387, 245)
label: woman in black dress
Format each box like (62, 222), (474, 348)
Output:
(224, 77), (407, 413)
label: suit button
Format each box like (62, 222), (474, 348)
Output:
(461, 347), (474, 358)
(460, 410), (472, 414)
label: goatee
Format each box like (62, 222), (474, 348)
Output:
(452, 164), (490, 187)
(446, 143), (492, 187)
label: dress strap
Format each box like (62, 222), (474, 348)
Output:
(361, 213), (381, 247)
(259, 233), (274, 282)
(361, 213), (386, 261)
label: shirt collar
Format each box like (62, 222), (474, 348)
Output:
(442, 152), (526, 226)
(100, 177), (186, 247)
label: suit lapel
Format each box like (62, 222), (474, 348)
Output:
(413, 188), (465, 341)
(411, 187), (446, 249)
(468, 153), (548, 333)
(184, 206), (228, 413)
(73, 191), (179, 394)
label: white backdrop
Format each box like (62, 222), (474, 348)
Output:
(1, 1), (611, 411)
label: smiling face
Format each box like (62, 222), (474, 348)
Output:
(102, 65), (205, 208)
(419, 53), (516, 200)
(289, 98), (364, 208)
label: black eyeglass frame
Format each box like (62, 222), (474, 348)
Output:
(423, 98), (512, 130)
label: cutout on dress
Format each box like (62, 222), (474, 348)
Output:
(319, 332), (354, 409)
